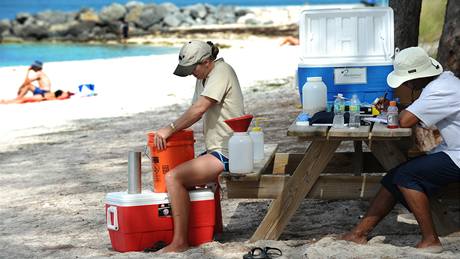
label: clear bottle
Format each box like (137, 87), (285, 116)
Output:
(387, 101), (399, 129)
(228, 132), (254, 174)
(302, 77), (327, 116)
(348, 94), (361, 128)
(332, 93), (345, 128)
(249, 118), (264, 161)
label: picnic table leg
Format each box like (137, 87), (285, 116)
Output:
(250, 140), (341, 242)
(430, 198), (459, 236)
(368, 140), (406, 170)
(370, 141), (458, 236)
(352, 141), (363, 176)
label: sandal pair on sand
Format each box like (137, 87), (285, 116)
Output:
(243, 247), (282, 259)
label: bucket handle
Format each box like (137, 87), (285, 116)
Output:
(143, 141), (195, 162)
(106, 206), (119, 231)
(143, 145), (152, 162)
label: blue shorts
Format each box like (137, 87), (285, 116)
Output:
(33, 87), (49, 96)
(381, 152), (460, 210)
(200, 151), (229, 172)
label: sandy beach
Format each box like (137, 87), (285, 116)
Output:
(1, 7), (460, 259)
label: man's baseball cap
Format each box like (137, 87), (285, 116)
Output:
(387, 47), (443, 88)
(31, 60), (43, 70)
(173, 41), (212, 77)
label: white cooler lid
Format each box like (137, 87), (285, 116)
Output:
(299, 7), (394, 66)
(105, 189), (214, 206)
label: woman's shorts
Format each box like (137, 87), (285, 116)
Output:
(381, 151), (460, 210)
(200, 151), (229, 172)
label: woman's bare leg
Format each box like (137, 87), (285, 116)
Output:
(340, 187), (396, 244)
(158, 154), (224, 253)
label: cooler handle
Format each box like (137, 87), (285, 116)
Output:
(106, 206), (119, 231)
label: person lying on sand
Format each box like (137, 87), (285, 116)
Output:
(16, 60), (52, 99)
(340, 47), (460, 253)
(280, 36), (299, 46)
(152, 40), (245, 253)
(1, 90), (73, 104)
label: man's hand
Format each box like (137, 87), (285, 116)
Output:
(374, 97), (390, 113)
(153, 126), (174, 150)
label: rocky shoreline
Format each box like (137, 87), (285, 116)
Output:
(0, 1), (299, 43)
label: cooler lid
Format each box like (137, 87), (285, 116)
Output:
(105, 189), (214, 206)
(299, 7), (394, 65)
(106, 190), (169, 206)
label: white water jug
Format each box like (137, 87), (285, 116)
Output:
(302, 77), (327, 116)
(228, 132), (254, 174)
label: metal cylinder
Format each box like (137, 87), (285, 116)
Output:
(127, 150), (142, 194)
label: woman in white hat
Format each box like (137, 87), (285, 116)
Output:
(341, 47), (460, 253)
(153, 40), (245, 253)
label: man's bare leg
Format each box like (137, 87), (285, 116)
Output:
(398, 186), (441, 249)
(158, 154), (224, 253)
(17, 84), (34, 99)
(340, 187), (396, 244)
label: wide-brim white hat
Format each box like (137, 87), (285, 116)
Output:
(387, 47), (443, 88)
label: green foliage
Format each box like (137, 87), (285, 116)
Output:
(419, 0), (447, 43)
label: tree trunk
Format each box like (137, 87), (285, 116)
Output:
(390, 0), (422, 106)
(389, 0), (422, 50)
(437, 0), (460, 77)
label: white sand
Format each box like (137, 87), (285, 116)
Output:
(0, 38), (299, 149)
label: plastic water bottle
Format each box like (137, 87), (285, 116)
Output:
(302, 77), (327, 116)
(332, 94), (345, 128)
(387, 101), (399, 129)
(228, 132), (254, 174)
(349, 94), (361, 128)
(249, 118), (264, 161)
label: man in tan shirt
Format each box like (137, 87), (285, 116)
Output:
(153, 40), (244, 253)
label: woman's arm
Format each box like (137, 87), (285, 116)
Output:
(154, 96), (216, 150)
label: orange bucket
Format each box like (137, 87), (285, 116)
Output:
(147, 129), (195, 193)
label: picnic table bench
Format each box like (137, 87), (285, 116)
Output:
(222, 117), (459, 242)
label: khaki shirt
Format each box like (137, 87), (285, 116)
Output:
(192, 58), (245, 156)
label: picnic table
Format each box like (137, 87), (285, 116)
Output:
(222, 117), (459, 241)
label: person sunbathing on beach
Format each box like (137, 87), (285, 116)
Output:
(16, 60), (52, 99)
(280, 36), (299, 46)
(340, 47), (460, 253)
(1, 90), (73, 104)
(153, 40), (245, 253)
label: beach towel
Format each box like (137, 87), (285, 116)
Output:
(0, 93), (73, 104)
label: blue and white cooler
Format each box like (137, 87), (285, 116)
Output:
(297, 7), (395, 104)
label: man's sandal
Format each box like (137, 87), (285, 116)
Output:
(243, 246), (282, 259)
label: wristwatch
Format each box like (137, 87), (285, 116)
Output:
(169, 122), (176, 131)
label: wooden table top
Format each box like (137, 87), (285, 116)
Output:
(288, 118), (412, 140)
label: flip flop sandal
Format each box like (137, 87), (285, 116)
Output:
(243, 247), (268, 259)
(263, 247), (282, 258)
(143, 241), (167, 253)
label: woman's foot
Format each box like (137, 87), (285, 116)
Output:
(339, 231), (368, 245)
(156, 242), (189, 254)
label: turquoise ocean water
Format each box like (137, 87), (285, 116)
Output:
(0, 43), (178, 67)
(0, 0), (383, 19)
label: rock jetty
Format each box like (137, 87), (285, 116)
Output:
(0, 1), (293, 42)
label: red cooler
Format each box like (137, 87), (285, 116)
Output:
(105, 189), (215, 252)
